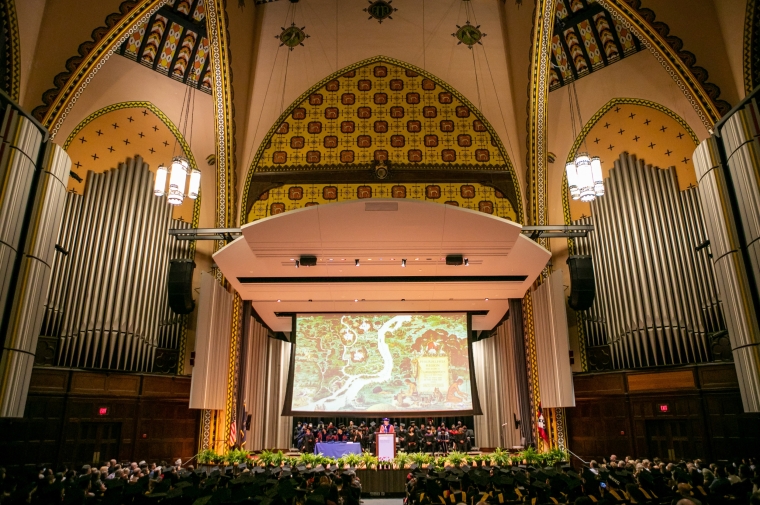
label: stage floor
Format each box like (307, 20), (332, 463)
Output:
(364, 499), (403, 505)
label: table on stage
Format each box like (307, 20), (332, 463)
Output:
(314, 442), (363, 458)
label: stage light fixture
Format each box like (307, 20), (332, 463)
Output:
(294, 260), (300, 268)
(485, 298), (489, 301)
(401, 259), (406, 267)
(355, 259), (360, 267)
(446, 255), (464, 266)
(300, 255), (317, 267)
(464, 258), (469, 266)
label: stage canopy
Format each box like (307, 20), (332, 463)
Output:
(214, 199), (550, 332)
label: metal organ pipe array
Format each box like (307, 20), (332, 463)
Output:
(44, 155), (192, 372)
(693, 97), (760, 412)
(572, 152), (724, 370)
(0, 99), (70, 418)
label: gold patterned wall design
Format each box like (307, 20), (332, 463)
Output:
(63, 102), (199, 223)
(249, 182), (517, 223)
(256, 60), (509, 172)
(566, 100), (699, 221)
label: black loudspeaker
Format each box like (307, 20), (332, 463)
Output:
(566, 255), (595, 311)
(168, 259), (196, 314)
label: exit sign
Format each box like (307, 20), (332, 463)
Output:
(98, 407), (109, 416)
(658, 404), (669, 412)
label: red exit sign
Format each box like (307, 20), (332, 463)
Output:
(658, 404), (669, 412)
(98, 407), (109, 416)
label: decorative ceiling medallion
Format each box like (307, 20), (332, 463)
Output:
(276, 23), (309, 50)
(364, 0), (396, 23)
(373, 160), (390, 180)
(453, 21), (485, 48)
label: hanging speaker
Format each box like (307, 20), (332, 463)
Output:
(566, 255), (595, 311)
(168, 259), (196, 314)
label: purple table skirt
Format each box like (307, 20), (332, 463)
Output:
(314, 442), (363, 457)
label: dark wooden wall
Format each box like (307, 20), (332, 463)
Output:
(566, 363), (760, 462)
(0, 368), (199, 468)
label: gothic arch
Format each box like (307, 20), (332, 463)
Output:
(241, 55), (522, 224)
(561, 97), (699, 228)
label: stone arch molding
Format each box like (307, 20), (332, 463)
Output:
(242, 55), (522, 224)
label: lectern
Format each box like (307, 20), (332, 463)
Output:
(375, 433), (396, 461)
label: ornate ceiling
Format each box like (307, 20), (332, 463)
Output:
(254, 59), (513, 172)
(567, 100), (699, 221)
(549, 0), (643, 91)
(63, 103), (199, 222)
(117, 0), (212, 93)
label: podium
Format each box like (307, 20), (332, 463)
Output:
(375, 433), (396, 461)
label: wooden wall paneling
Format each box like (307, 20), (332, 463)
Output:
(566, 365), (759, 462)
(627, 370), (696, 392)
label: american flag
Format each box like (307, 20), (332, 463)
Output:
(229, 420), (237, 447)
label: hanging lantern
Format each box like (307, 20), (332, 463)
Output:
(168, 156), (190, 205)
(566, 161), (580, 200)
(188, 168), (201, 199)
(154, 164), (167, 197)
(591, 156), (604, 196)
(575, 153), (595, 202)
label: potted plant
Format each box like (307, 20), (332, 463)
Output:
(491, 447), (512, 468)
(409, 452), (428, 469)
(445, 451), (467, 468)
(545, 448), (569, 466)
(519, 446), (541, 466)
(360, 451), (378, 470)
(343, 453), (362, 469)
(394, 452), (411, 469)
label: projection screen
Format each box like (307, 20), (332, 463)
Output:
(282, 313), (482, 416)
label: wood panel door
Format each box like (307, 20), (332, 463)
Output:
(645, 420), (690, 461)
(73, 423), (121, 466)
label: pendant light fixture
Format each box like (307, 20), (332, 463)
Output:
(154, 85), (199, 205)
(565, 78), (603, 202)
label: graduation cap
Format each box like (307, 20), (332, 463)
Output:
(460, 464), (472, 473)
(296, 465), (307, 473)
(252, 467), (266, 474)
(493, 473), (514, 486)
(531, 480), (550, 490)
(370, 422), (376, 427)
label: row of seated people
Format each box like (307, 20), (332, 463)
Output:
(295, 419), (475, 454)
(1, 461), (363, 505)
(406, 455), (760, 505)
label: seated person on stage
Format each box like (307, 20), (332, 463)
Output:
(301, 428), (315, 453)
(397, 424), (407, 451)
(406, 426), (419, 452)
(436, 425), (450, 454)
(424, 426), (436, 453)
(368, 422), (377, 453)
(350, 427), (363, 446)
(335, 428), (348, 442)
(379, 418), (395, 433)
(454, 426), (467, 452)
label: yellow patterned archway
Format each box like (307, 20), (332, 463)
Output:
(241, 55), (522, 224)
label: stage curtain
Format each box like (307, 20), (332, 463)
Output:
(241, 318), (293, 451)
(472, 322), (523, 449)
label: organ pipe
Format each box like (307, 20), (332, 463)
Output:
(47, 156), (192, 372)
(0, 100), (70, 418)
(693, 98), (760, 412)
(572, 152), (723, 369)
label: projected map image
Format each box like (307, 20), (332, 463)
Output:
(291, 313), (473, 413)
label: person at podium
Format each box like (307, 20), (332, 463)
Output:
(379, 418), (395, 433)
